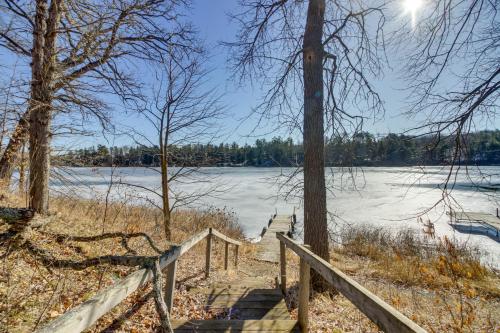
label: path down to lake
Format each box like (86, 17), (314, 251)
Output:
(172, 215), (297, 332)
(255, 215), (293, 262)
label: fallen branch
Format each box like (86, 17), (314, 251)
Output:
(151, 258), (174, 333)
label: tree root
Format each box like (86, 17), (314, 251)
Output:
(41, 231), (165, 254)
(2, 208), (174, 331)
(24, 240), (158, 270)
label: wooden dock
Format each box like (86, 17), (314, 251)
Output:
(255, 215), (292, 262)
(449, 210), (500, 236)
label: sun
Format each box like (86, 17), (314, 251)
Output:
(401, 0), (425, 27)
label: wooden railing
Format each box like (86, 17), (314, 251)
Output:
(36, 228), (241, 333)
(277, 232), (427, 333)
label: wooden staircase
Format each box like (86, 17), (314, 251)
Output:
(171, 276), (299, 332)
(35, 219), (426, 333)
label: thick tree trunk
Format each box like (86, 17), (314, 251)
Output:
(29, 104), (51, 213)
(0, 111), (30, 186)
(28, 0), (61, 214)
(302, 0), (330, 292)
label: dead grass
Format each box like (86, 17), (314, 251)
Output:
(2, 190), (499, 332)
(0, 191), (245, 333)
(338, 226), (499, 297)
(282, 226), (499, 332)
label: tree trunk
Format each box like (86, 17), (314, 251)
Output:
(29, 104), (52, 213)
(0, 112), (30, 186)
(160, 145), (172, 240)
(28, 0), (61, 214)
(302, 0), (330, 292)
(18, 143), (26, 194)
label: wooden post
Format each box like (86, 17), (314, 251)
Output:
(234, 245), (239, 267)
(298, 244), (311, 333)
(205, 228), (212, 278)
(279, 234), (287, 294)
(164, 259), (177, 313)
(224, 241), (229, 270)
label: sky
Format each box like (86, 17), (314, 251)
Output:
(57, 0), (419, 149)
(2, 0), (497, 149)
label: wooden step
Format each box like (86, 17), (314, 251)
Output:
(191, 287), (283, 296)
(208, 293), (284, 302)
(206, 299), (288, 309)
(223, 307), (292, 320)
(172, 319), (300, 332)
(209, 283), (270, 290)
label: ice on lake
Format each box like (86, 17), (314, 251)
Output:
(50, 166), (500, 267)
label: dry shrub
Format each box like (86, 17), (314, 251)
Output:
(328, 226), (500, 332)
(336, 225), (500, 332)
(338, 226), (498, 296)
(0, 191), (245, 332)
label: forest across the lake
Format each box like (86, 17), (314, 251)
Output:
(56, 130), (500, 168)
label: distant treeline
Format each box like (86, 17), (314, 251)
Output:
(55, 130), (500, 167)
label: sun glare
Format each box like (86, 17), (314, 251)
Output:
(402, 0), (424, 27)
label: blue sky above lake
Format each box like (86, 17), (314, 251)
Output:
(1, 0), (496, 149)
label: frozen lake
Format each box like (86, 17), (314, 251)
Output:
(50, 166), (500, 267)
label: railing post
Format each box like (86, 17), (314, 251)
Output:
(205, 228), (212, 278)
(164, 258), (177, 313)
(298, 244), (311, 333)
(234, 244), (239, 267)
(279, 234), (287, 294)
(224, 241), (229, 270)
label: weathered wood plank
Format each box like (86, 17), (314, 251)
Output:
(206, 299), (288, 309)
(205, 230), (213, 278)
(165, 259), (177, 312)
(276, 233), (427, 333)
(255, 215), (291, 262)
(232, 308), (291, 320)
(207, 294), (284, 302)
(171, 319), (299, 331)
(280, 242), (286, 294)
(211, 228), (242, 245)
(224, 241), (229, 270)
(298, 245), (310, 333)
(235, 244), (239, 267)
(450, 210), (500, 232)
(191, 288), (283, 296)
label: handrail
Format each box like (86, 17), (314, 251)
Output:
(277, 232), (427, 333)
(211, 228), (242, 246)
(36, 228), (241, 333)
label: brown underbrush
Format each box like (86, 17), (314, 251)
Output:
(1, 190), (498, 333)
(283, 226), (499, 332)
(0, 191), (245, 332)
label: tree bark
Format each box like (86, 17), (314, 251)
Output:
(18, 143), (26, 193)
(302, 0), (330, 292)
(160, 137), (172, 240)
(0, 112), (30, 186)
(29, 0), (61, 214)
(161, 154), (172, 241)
